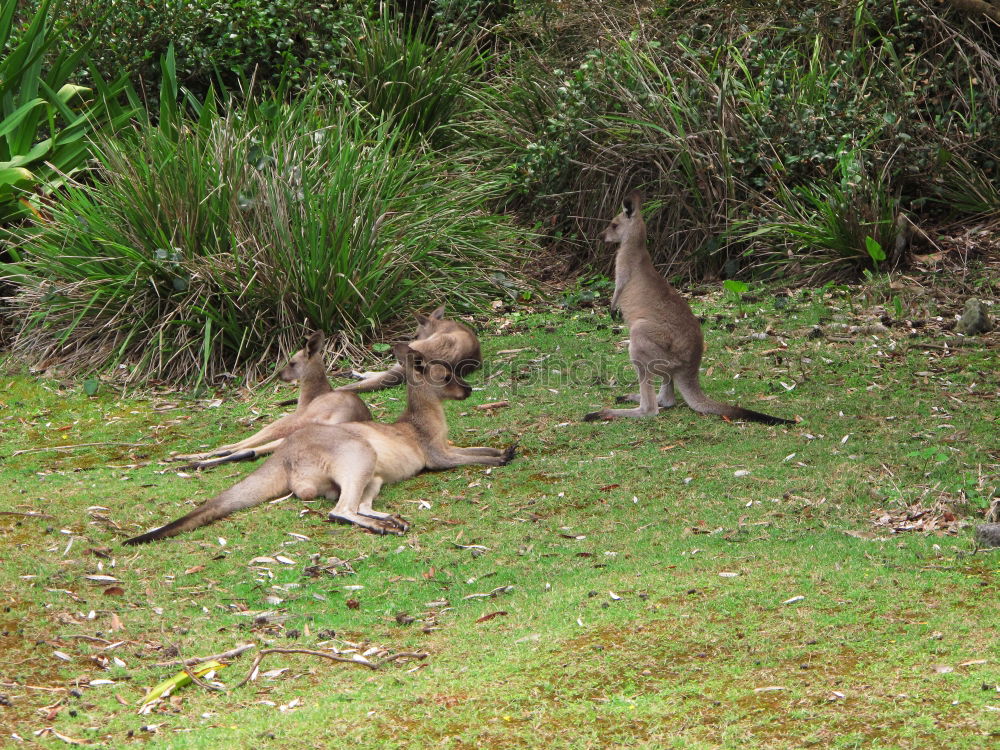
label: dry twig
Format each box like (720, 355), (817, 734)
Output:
(154, 643), (256, 668)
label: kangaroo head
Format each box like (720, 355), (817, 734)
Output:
(600, 190), (646, 245)
(393, 341), (472, 401)
(413, 304), (447, 339)
(279, 330), (325, 382)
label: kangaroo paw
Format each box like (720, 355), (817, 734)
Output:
(583, 410), (613, 422)
(500, 444), (518, 465)
(615, 394), (640, 404)
(388, 514), (411, 532)
(328, 511), (406, 535)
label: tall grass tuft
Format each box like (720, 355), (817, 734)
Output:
(344, 3), (483, 144)
(1, 86), (531, 384)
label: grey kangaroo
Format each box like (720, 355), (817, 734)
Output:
(584, 191), (793, 425)
(174, 331), (372, 470)
(124, 342), (515, 544)
(336, 305), (481, 393)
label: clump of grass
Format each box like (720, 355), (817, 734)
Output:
(344, 2), (483, 144)
(735, 151), (903, 281)
(1, 86), (532, 384)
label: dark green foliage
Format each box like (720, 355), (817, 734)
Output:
(0, 0), (135, 223)
(343, 5), (483, 143)
(11, 0), (371, 98)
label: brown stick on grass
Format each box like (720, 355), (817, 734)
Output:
(233, 648), (429, 689)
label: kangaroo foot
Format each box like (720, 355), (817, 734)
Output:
(328, 510), (406, 535)
(174, 449), (233, 462)
(358, 509), (411, 532)
(583, 409), (615, 422)
(388, 514), (411, 532)
(500, 444), (518, 465)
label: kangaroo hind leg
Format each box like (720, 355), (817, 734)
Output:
(584, 356), (658, 421)
(327, 448), (405, 534)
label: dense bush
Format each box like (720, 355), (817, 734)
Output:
(472, 0), (1000, 281)
(1, 88), (533, 383)
(0, 0), (134, 223)
(11, 0), (370, 98)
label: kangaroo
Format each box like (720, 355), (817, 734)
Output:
(173, 331), (372, 470)
(336, 305), (481, 394)
(584, 191), (793, 425)
(124, 342), (515, 544)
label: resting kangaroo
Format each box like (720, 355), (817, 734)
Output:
(124, 342), (515, 544)
(584, 191), (793, 425)
(174, 331), (371, 470)
(336, 305), (481, 393)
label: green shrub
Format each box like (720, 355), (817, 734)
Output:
(737, 151), (902, 281)
(0, 0), (134, 223)
(343, 4), (484, 144)
(1, 87), (533, 384)
(12, 1), (371, 99)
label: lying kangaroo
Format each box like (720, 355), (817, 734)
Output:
(124, 342), (515, 544)
(584, 191), (793, 425)
(173, 331), (371, 470)
(336, 305), (481, 393)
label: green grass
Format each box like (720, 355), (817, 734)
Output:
(1, 279), (998, 748)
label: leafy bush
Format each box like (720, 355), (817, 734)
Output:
(0, 0), (134, 223)
(472, 0), (1000, 281)
(12, 0), (370, 98)
(1, 87), (533, 383)
(738, 152), (903, 281)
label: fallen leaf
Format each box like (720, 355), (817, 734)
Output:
(102, 586), (125, 597)
(476, 611), (508, 623)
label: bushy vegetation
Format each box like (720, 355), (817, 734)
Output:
(0, 0), (134, 222)
(474, 0), (1000, 280)
(10, 0), (371, 96)
(1, 0), (998, 382)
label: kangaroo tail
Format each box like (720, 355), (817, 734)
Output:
(335, 364), (405, 393)
(123, 460), (289, 545)
(673, 371), (794, 426)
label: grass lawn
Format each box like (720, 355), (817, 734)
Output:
(1, 277), (997, 748)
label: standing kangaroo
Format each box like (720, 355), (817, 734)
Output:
(174, 331), (372, 470)
(336, 305), (481, 393)
(584, 191), (793, 425)
(124, 342), (515, 544)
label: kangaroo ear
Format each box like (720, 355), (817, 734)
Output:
(623, 190), (643, 218)
(430, 304), (446, 320)
(305, 331), (325, 357)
